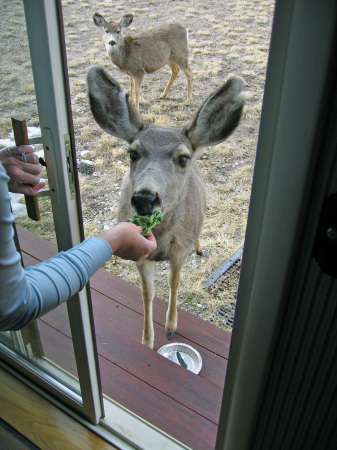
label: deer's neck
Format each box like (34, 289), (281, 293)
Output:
(109, 35), (137, 72)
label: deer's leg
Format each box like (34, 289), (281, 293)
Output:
(137, 259), (155, 349)
(133, 74), (144, 110)
(129, 76), (135, 103)
(182, 65), (192, 106)
(160, 61), (180, 100)
(194, 238), (202, 256)
(165, 256), (185, 340)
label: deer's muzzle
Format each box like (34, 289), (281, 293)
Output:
(131, 190), (160, 216)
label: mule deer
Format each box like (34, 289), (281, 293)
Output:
(87, 66), (245, 349)
(93, 12), (192, 109)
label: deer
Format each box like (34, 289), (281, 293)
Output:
(87, 66), (245, 349)
(93, 12), (192, 110)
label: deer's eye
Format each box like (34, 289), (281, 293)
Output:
(116, 30), (120, 34)
(128, 150), (139, 162)
(105, 29), (109, 34)
(177, 155), (189, 168)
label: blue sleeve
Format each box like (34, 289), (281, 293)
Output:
(0, 162), (112, 331)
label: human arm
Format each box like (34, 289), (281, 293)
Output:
(0, 161), (111, 330)
(0, 162), (157, 331)
(0, 145), (45, 195)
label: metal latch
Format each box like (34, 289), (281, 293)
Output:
(64, 134), (76, 200)
(313, 193), (337, 278)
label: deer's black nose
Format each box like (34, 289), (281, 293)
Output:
(131, 191), (159, 216)
(109, 40), (116, 46)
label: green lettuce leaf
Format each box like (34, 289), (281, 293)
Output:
(128, 210), (163, 236)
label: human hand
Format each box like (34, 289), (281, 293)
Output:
(0, 145), (45, 195)
(99, 222), (157, 261)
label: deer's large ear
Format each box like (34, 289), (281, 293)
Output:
(120, 14), (133, 28)
(186, 76), (246, 150)
(87, 66), (144, 143)
(93, 13), (106, 28)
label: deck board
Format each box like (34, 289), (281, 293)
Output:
(16, 226), (231, 449)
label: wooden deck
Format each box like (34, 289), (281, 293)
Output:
(16, 227), (231, 450)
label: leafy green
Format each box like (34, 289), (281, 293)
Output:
(128, 210), (163, 236)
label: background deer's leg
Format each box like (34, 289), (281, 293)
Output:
(181, 65), (192, 105)
(136, 259), (155, 348)
(160, 61), (179, 100)
(129, 76), (135, 103)
(133, 74), (144, 110)
(165, 256), (185, 340)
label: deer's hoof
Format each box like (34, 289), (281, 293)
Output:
(166, 330), (175, 340)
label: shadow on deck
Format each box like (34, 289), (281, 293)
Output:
(17, 227), (231, 450)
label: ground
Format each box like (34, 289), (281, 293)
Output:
(0, 0), (275, 332)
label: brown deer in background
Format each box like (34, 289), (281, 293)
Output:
(87, 66), (245, 349)
(93, 12), (192, 109)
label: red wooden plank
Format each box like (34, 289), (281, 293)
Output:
(99, 358), (218, 450)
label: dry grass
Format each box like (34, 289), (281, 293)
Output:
(1, 0), (275, 332)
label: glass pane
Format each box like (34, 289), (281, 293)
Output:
(0, 0), (79, 397)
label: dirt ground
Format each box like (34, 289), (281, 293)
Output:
(1, 0), (275, 332)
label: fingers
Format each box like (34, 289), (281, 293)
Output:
(144, 231), (157, 251)
(136, 230), (158, 260)
(17, 146), (40, 165)
(1, 145), (45, 195)
(10, 166), (42, 186)
(5, 145), (33, 156)
(23, 152), (40, 165)
(30, 181), (46, 194)
(1, 145), (42, 181)
(2, 145), (39, 164)
(16, 145), (35, 154)
(8, 180), (45, 196)
(22, 161), (42, 176)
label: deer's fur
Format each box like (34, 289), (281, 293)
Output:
(87, 66), (245, 349)
(93, 12), (192, 109)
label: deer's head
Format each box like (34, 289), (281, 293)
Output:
(93, 13), (133, 54)
(87, 66), (246, 217)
